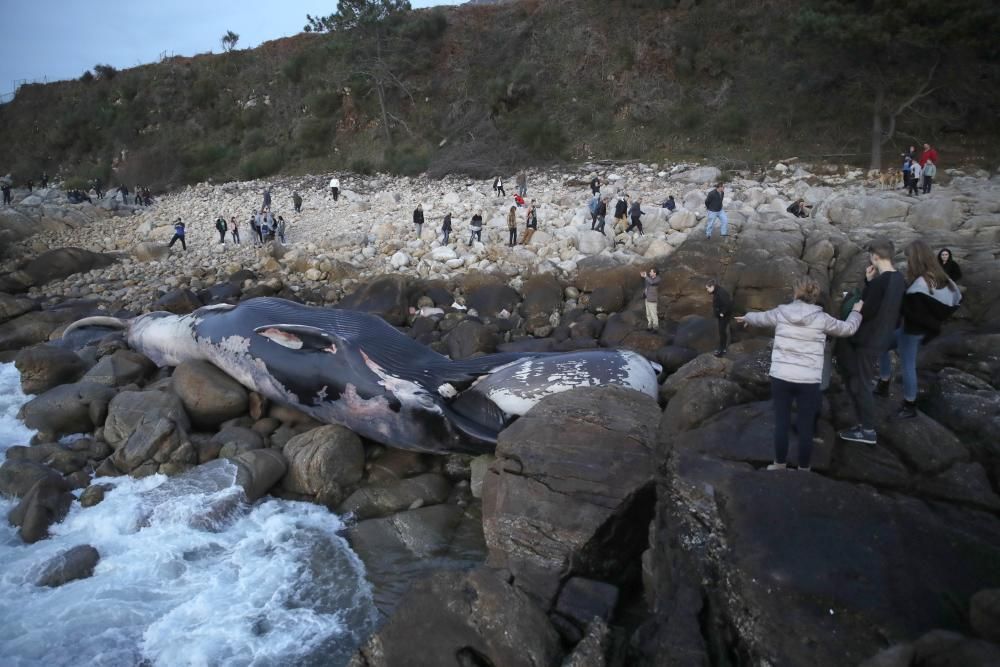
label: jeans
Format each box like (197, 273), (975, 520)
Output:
(706, 210), (729, 237)
(595, 215), (606, 234)
(771, 378), (822, 467)
(508, 228), (517, 246)
(922, 176), (933, 194)
(218, 230), (227, 243)
(517, 185), (526, 197)
(836, 340), (879, 430)
(231, 230), (240, 244)
(469, 229), (482, 245)
(442, 229), (450, 244)
(168, 234), (186, 250)
(879, 327), (923, 402)
(415, 223), (422, 238)
(627, 218), (644, 235)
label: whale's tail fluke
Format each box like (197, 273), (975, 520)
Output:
(61, 316), (128, 338)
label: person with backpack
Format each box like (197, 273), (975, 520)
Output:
(215, 215), (228, 244)
(441, 213), (452, 245)
(229, 216), (240, 244)
(705, 183), (728, 238)
(662, 195), (676, 211)
(413, 204), (424, 239)
(613, 194), (629, 235)
(875, 240), (961, 419)
(736, 276), (864, 471)
(835, 238), (906, 445)
(167, 219), (186, 250)
(627, 198), (645, 235)
(922, 160), (937, 194)
(523, 203), (538, 245)
(706, 279), (733, 356)
(507, 206), (518, 247)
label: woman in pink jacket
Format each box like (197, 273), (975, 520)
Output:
(736, 277), (863, 471)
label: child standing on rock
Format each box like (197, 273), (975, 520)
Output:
(736, 276), (864, 471)
(507, 206), (518, 247)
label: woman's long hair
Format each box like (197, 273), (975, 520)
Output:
(906, 239), (951, 290)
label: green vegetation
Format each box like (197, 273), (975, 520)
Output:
(1, 0), (997, 190)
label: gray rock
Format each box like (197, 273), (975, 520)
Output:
(171, 360), (249, 428)
(367, 449), (428, 482)
(80, 349), (155, 387)
(348, 504), (464, 559)
(337, 473), (451, 520)
(338, 274), (413, 326)
(662, 376), (751, 433)
(553, 577), (619, 642)
(104, 389), (195, 475)
(971, 588), (1000, 644)
(469, 454), (493, 499)
(280, 424), (364, 506)
(79, 483), (113, 507)
(9, 475), (73, 543)
(446, 319), (497, 359)
(153, 288), (202, 315)
(36, 545), (100, 587)
(561, 618), (613, 667)
(0, 460), (63, 498)
(14, 344), (87, 394)
(214, 426), (265, 460)
(231, 449), (287, 502)
(0, 292), (36, 324)
(18, 381), (116, 441)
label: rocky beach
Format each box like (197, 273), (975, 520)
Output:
(1, 160), (1000, 666)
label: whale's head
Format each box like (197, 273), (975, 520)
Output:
(127, 311), (204, 366)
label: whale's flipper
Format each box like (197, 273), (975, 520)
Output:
(449, 389), (513, 435)
(254, 324), (348, 352)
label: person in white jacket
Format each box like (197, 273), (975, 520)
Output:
(736, 276), (864, 471)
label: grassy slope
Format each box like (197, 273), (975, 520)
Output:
(1, 0), (996, 190)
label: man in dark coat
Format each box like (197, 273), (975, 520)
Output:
(706, 279), (733, 356)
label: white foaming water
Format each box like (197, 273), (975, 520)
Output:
(0, 363), (377, 666)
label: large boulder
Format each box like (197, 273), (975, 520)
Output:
(349, 568), (562, 667)
(348, 504), (465, 560)
(0, 303), (101, 352)
(18, 381), (116, 441)
(662, 377), (751, 433)
(672, 166), (721, 184)
(446, 319), (497, 359)
(36, 545), (101, 587)
(520, 274), (563, 320)
(482, 386), (659, 606)
(80, 349), (155, 387)
(0, 247), (116, 293)
(0, 292), (36, 324)
(8, 475), (74, 543)
(153, 288), (202, 315)
(171, 360), (249, 428)
(0, 460), (64, 498)
(465, 281), (520, 318)
(231, 449), (288, 502)
(14, 344), (88, 394)
(925, 368), (1000, 459)
(279, 425), (364, 506)
(338, 274), (413, 326)
(132, 241), (170, 262)
(104, 389), (195, 476)
(338, 473), (451, 520)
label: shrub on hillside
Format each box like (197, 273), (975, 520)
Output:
(306, 90), (342, 118)
(383, 145), (429, 175)
(94, 64), (117, 80)
(513, 115), (566, 159)
(297, 119), (333, 156)
(240, 147), (285, 180)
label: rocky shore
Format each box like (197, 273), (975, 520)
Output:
(1, 160), (999, 665)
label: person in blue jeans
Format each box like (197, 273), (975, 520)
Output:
(704, 183), (728, 238)
(876, 240), (961, 418)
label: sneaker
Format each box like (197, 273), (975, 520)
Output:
(874, 379), (890, 397)
(897, 402), (917, 419)
(714, 349), (727, 357)
(766, 463), (787, 471)
(838, 426), (876, 445)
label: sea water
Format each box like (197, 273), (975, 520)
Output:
(0, 362), (377, 666)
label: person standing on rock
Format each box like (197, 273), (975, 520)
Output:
(516, 171), (527, 197)
(901, 156), (913, 192)
(441, 213), (452, 245)
(641, 268), (661, 331)
(167, 218), (186, 250)
(293, 191), (302, 213)
(919, 143), (938, 168)
(907, 160), (922, 196)
(468, 211), (484, 245)
(705, 183), (728, 238)
(507, 205), (518, 247)
(493, 176), (505, 197)
(118, 183), (129, 203)
(229, 216), (240, 244)
(329, 176), (340, 201)
(706, 279), (733, 356)
(523, 203), (538, 245)
(786, 198), (812, 218)
(627, 198), (646, 235)
(736, 276), (864, 471)
(40, 172), (48, 188)
(413, 204), (424, 239)
(215, 215), (228, 244)
(835, 238), (905, 446)
(937, 248), (961, 282)
(875, 240), (960, 419)
(277, 216), (287, 244)
(922, 160), (936, 194)
(590, 175), (601, 196)
(589, 192), (601, 230)
(595, 196), (608, 235)
(262, 188), (272, 210)
(613, 194), (629, 235)
(251, 211), (263, 246)
(1, 183), (11, 205)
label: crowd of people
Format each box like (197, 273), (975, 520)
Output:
(167, 188), (291, 252)
(901, 143), (939, 195)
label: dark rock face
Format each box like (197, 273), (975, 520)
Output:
(0, 460), (64, 498)
(0, 247), (116, 293)
(482, 386), (659, 607)
(171, 360), (249, 428)
(925, 368), (1000, 459)
(349, 504), (465, 560)
(338, 274), (413, 325)
(104, 389), (195, 476)
(672, 315), (720, 354)
(0, 302), (102, 352)
(349, 568), (562, 667)
(231, 449), (287, 502)
(338, 473), (451, 520)
(971, 588), (1000, 644)
(465, 281), (520, 317)
(36, 545), (101, 587)
(153, 288), (203, 314)
(445, 319), (497, 359)
(520, 274), (563, 319)
(14, 344), (88, 394)
(8, 475), (74, 543)
(18, 381), (116, 441)
(80, 349), (155, 387)
(0, 292), (37, 325)
(588, 284), (626, 313)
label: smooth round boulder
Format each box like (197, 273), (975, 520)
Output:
(36, 545), (100, 587)
(14, 344), (88, 394)
(232, 449), (288, 502)
(0, 460), (64, 498)
(588, 284), (626, 313)
(446, 320), (497, 359)
(17, 382), (116, 441)
(80, 349), (155, 387)
(280, 425), (364, 506)
(153, 288), (202, 315)
(9, 475), (74, 543)
(172, 360), (249, 428)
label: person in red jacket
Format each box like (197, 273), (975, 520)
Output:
(919, 143), (938, 168)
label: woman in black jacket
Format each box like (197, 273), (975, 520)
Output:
(878, 240), (961, 418)
(937, 248), (962, 282)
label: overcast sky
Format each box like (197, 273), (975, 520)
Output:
(0, 0), (462, 97)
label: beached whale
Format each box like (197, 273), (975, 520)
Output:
(64, 298), (660, 454)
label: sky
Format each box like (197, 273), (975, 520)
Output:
(0, 0), (462, 98)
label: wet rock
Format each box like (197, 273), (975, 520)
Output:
(4, 443), (90, 475)
(8, 475), (73, 543)
(338, 473), (451, 520)
(80, 349), (155, 387)
(232, 449), (288, 502)
(36, 545), (100, 587)
(214, 426), (265, 459)
(562, 618), (613, 667)
(348, 504), (464, 559)
(552, 577), (619, 643)
(280, 425), (364, 506)
(970, 588), (1000, 643)
(349, 568), (561, 667)
(104, 389), (195, 475)
(446, 319), (497, 359)
(18, 381), (116, 441)
(171, 360), (249, 428)
(469, 454), (493, 499)
(0, 292), (36, 324)
(153, 288), (202, 314)
(483, 386), (659, 606)
(0, 460), (64, 498)
(338, 274), (413, 326)
(79, 483), (113, 507)
(14, 344), (88, 394)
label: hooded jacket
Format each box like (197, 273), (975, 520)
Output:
(901, 276), (961, 337)
(743, 301), (862, 384)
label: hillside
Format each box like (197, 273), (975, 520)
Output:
(1, 0), (998, 190)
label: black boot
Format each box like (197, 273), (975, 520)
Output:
(874, 379), (890, 397)
(897, 400), (917, 419)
